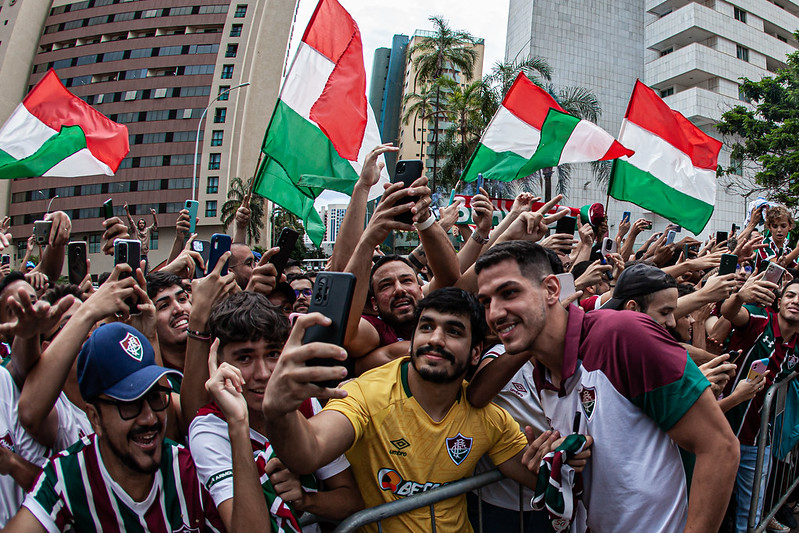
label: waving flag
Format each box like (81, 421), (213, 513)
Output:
(0, 69), (128, 179)
(521, 108), (633, 175)
(462, 73), (563, 182)
(609, 81), (721, 234)
(254, 0), (387, 246)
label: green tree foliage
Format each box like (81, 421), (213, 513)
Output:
(220, 176), (265, 244)
(716, 49), (799, 207)
(271, 205), (308, 260)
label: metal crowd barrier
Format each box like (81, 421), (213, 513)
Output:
(748, 372), (799, 533)
(332, 469), (507, 533)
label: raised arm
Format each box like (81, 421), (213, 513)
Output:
(263, 314), (356, 475)
(150, 208), (159, 231)
(329, 144), (397, 272)
(232, 195), (250, 244)
(720, 272), (776, 328)
(35, 211), (71, 283)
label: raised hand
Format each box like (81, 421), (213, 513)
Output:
(206, 339), (248, 424)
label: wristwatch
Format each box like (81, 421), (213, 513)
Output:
(471, 231), (489, 245)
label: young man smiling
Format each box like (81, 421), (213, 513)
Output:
(470, 241), (739, 533)
(4, 322), (265, 532)
(263, 288), (566, 532)
(146, 272), (191, 376)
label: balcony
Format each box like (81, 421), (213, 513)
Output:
(661, 86), (752, 124)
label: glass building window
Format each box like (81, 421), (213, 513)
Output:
(214, 108), (226, 123)
(737, 45), (749, 62)
(221, 65), (234, 79)
(207, 176), (219, 194)
(205, 201), (217, 217)
(208, 153), (221, 170)
(734, 7), (747, 23)
(234, 5), (247, 17)
(211, 130), (223, 146)
(89, 234), (101, 254)
(218, 86), (230, 100)
(225, 44), (238, 58)
(230, 24), (242, 37)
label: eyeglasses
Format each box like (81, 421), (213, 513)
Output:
(229, 257), (254, 270)
(94, 386), (172, 420)
(736, 264), (753, 274)
(294, 288), (312, 298)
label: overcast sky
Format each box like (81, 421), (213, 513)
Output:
(288, 0), (511, 207)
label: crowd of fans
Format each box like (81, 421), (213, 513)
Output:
(0, 142), (796, 532)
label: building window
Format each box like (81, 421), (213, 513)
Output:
(230, 24), (242, 37)
(149, 231), (158, 251)
(234, 4), (247, 17)
(207, 176), (219, 194)
(737, 45), (749, 62)
(734, 7), (747, 23)
(225, 44), (238, 58)
(206, 201), (217, 217)
(214, 108), (226, 123)
(208, 153), (221, 170)
(211, 130), (223, 146)
(221, 65), (234, 79)
(89, 234), (101, 254)
(218, 86), (230, 100)
(660, 87), (674, 98)
(730, 156), (743, 176)
(660, 47), (673, 57)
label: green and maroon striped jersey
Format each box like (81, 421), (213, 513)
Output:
(23, 434), (224, 533)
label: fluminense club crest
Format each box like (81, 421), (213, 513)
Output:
(119, 332), (143, 362)
(579, 386), (596, 421)
(445, 433), (473, 465)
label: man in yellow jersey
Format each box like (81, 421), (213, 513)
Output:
(263, 287), (582, 531)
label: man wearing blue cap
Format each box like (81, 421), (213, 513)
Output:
(4, 322), (264, 533)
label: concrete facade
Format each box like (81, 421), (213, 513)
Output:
(8, 0), (296, 272)
(505, 0), (797, 237)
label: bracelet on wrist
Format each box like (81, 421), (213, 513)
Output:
(186, 328), (211, 341)
(414, 212), (436, 231)
(471, 231), (489, 245)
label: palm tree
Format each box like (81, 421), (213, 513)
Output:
(483, 57), (554, 112)
(409, 16), (477, 191)
(439, 80), (483, 188)
(220, 176), (265, 244)
(401, 82), (439, 166)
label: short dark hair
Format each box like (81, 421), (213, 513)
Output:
(782, 277), (799, 296)
(475, 241), (554, 282)
(413, 287), (486, 348)
(543, 247), (564, 274)
(0, 271), (26, 296)
(42, 283), (83, 304)
(209, 292), (290, 351)
(146, 271), (183, 300)
(287, 273), (311, 285)
(676, 283), (695, 298)
(286, 259), (301, 268)
(370, 255), (417, 291)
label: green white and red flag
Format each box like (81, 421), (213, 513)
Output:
(462, 73), (564, 182)
(0, 69), (129, 179)
(609, 80), (721, 234)
(254, 0), (387, 246)
(521, 108), (633, 175)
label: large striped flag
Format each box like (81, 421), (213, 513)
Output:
(254, 0), (387, 246)
(609, 81), (721, 234)
(0, 69), (129, 179)
(521, 108), (633, 175)
(462, 73), (565, 182)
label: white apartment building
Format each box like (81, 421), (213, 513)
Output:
(505, 0), (797, 236)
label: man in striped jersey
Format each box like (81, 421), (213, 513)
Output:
(721, 273), (794, 532)
(4, 322), (266, 533)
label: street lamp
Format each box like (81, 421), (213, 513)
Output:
(192, 81), (250, 201)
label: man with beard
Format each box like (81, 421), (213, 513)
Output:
(4, 322), (267, 532)
(470, 240), (739, 533)
(262, 288), (574, 532)
(288, 274), (313, 314)
(146, 272), (191, 384)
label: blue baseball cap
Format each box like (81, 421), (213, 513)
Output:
(77, 322), (181, 402)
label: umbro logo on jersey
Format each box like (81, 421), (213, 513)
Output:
(172, 525), (200, 533)
(389, 438), (409, 456)
(445, 433), (472, 465)
(119, 332), (144, 362)
(510, 381), (527, 397)
(579, 386), (596, 421)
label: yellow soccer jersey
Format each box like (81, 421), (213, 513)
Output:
(324, 357), (527, 532)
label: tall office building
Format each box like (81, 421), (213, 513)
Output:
(369, 34), (409, 173)
(324, 202), (346, 242)
(397, 30), (484, 179)
(504, 0), (794, 234)
(8, 0), (296, 271)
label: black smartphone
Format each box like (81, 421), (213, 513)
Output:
(0, 255), (9, 267)
(716, 231), (729, 245)
(114, 239), (141, 314)
(393, 159), (423, 225)
(269, 228), (300, 278)
(304, 272), (357, 388)
(556, 216), (577, 236)
(719, 253), (738, 275)
(103, 198), (114, 219)
(67, 242), (88, 285)
(206, 233), (232, 276)
(191, 239), (211, 279)
(33, 220), (52, 246)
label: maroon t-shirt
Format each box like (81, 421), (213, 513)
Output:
(362, 314), (401, 347)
